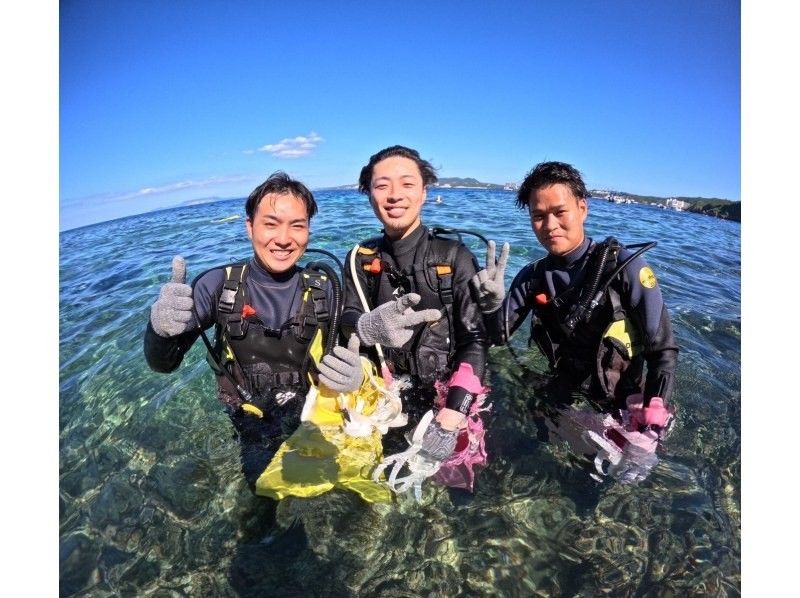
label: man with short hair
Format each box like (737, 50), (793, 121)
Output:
(323, 145), (490, 494)
(474, 161), (678, 484)
(143, 171), (360, 496)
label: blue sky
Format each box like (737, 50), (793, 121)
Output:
(58, 0), (741, 231)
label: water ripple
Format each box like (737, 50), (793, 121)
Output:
(60, 189), (740, 595)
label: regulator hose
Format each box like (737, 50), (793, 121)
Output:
(303, 258), (342, 358)
(567, 240), (657, 333)
(430, 226), (491, 249)
(562, 238), (618, 333)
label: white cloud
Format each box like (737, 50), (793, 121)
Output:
(248, 131), (324, 158)
(124, 175), (253, 200)
(63, 175), (253, 206)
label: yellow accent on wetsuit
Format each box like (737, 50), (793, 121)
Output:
(603, 318), (643, 359)
(638, 266), (657, 289)
(308, 328), (324, 366)
(241, 403), (264, 418)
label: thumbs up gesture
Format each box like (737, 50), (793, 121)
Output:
(150, 256), (196, 338)
(318, 334), (365, 394)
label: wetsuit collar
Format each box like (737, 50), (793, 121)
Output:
(383, 224), (427, 258)
(248, 257), (299, 284)
(548, 237), (592, 269)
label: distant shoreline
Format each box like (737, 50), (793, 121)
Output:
(322, 178), (738, 203)
(320, 180), (740, 223)
(175, 185), (740, 223)
(588, 191), (740, 222)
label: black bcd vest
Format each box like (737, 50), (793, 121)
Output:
(208, 263), (331, 417)
(354, 232), (464, 384)
(529, 238), (645, 405)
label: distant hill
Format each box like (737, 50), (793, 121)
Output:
(324, 177), (515, 191)
(432, 177), (514, 190)
(685, 200), (740, 221)
(324, 184), (360, 191)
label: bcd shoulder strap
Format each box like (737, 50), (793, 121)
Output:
(355, 236), (384, 306)
(293, 268), (330, 343)
(354, 232), (460, 308)
(425, 234), (461, 306)
(218, 263), (249, 338)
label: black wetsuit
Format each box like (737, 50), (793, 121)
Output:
(144, 258), (334, 491)
(486, 237), (678, 412)
(341, 225), (489, 448)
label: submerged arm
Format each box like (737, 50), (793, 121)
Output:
(623, 254), (678, 405)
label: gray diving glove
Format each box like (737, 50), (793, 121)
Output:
(607, 443), (659, 485)
(149, 256), (196, 338)
(317, 335), (364, 394)
(356, 293), (442, 348)
(417, 419), (459, 464)
(470, 240), (510, 314)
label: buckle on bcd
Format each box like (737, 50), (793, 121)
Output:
(219, 283), (238, 313)
(295, 315), (316, 343)
(226, 315), (247, 338)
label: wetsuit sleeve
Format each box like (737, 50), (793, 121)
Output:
(445, 246), (490, 412)
(621, 253), (679, 404)
(484, 262), (537, 346)
(143, 269), (222, 373)
(340, 246), (370, 338)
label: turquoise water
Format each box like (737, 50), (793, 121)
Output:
(60, 189), (740, 596)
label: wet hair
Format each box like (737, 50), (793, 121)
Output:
(515, 161), (588, 210)
(245, 171), (318, 220)
(357, 145), (438, 194)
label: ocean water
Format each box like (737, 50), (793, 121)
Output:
(59, 188), (741, 596)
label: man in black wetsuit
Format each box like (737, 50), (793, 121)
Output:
(143, 172), (362, 495)
(473, 161), (678, 483)
(332, 145), (489, 481)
